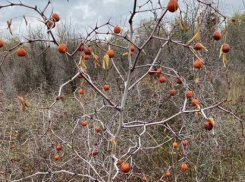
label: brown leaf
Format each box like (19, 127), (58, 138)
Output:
(7, 19), (13, 35)
(17, 96), (27, 111)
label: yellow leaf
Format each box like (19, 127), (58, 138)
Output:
(122, 52), (128, 56)
(79, 56), (87, 72)
(102, 54), (110, 69)
(110, 138), (116, 146)
(187, 16), (201, 44)
(17, 96), (27, 111)
(178, 16), (188, 31)
(219, 44), (223, 58)
(199, 43), (208, 51)
(80, 79), (85, 88)
(223, 53), (227, 68)
(7, 19), (12, 35)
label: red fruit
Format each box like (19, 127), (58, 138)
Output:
(121, 163), (131, 173)
(0, 40), (4, 48)
(167, 0), (179, 13)
(182, 140), (188, 146)
(159, 76), (166, 83)
(177, 77), (183, 84)
(117, 159), (122, 165)
(194, 43), (202, 50)
(213, 31), (221, 41)
(165, 171), (171, 178)
(85, 47), (92, 55)
(142, 176), (147, 181)
(148, 69), (155, 75)
(107, 50), (115, 58)
(54, 154), (60, 160)
(186, 91), (194, 99)
(204, 121), (213, 130)
(191, 99), (199, 106)
(114, 26), (121, 34)
(92, 150), (98, 156)
(77, 73), (83, 78)
(78, 45), (84, 52)
(56, 144), (62, 151)
(95, 126), (101, 133)
(52, 13), (60, 22)
(169, 89), (176, 96)
(222, 44), (230, 53)
(104, 84), (110, 91)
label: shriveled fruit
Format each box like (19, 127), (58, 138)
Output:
(78, 89), (84, 95)
(81, 120), (87, 127)
(193, 59), (203, 69)
(165, 171), (171, 178)
(186, 91), (194, 99)
(52, 13), (60, 22)
(77, 73), (83, 78)
(182, 140), (188, 146)
(173, 142), (178, 148)
(83, 54), (90, 60)
(85, 47), (92, 55)
(78, 45), (84, 52)
(92, 150), (98, 156)
(107, 50), (115, 58)
(114, 26), (121, 34)
(213, 31), (221, 41)
(56, 144), (62, 151)
(181, 163), (188, 171)
(191, 99), (199, 106)
(169, 89), (176, 96)
(54, 154), (60, 160)
(142, 176), (147, 181)
(177, 77), (183, 84)
(194, 43), (202, 50)
(0, 40), (4, 48)
(148, 69), (155, 75)
(95, 126), (101, 133)
(121, 163), (131, 173)
(222, 44), (230, 53)
(159, 76), (166, 83)
(204, 121), (213, 130)
(130, 45), (135, 52)
(58, 44), (67, 53)
(207, 117), (215, 126)
(17, 48), (26, 57)
(104, 84), (110, 91)
(117, 159), (122, 165)
(167, 0), (179, 13)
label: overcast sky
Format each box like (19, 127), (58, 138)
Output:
(0, 0), (244, 38)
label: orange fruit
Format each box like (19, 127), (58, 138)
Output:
(121, 163), (131, 173)
(167, 0), (179, 12)
(130, 45), (135, 52)
(104, 84), (110, 91)
(0, 40), (4, 48)
(83, 54), (90, 60)
(47, 20), (55, 28)
(173, 142), (178, 148)
(78, 89), (84, 95)
(54, 154), (60, 160)
(186, 91), (194, 99)
(81, 120), (87, 127)
(58, 44), (67, 53)
(169, 89), (176, 96)
(213, 31), (221, 41)
(222, 44), (230, 53)
(159, 76), (166, 83)
(181, 163), (188, 171)
(142, 176), (147, 181)
(52, 13), (60, 22)
(17, 48), (26, 57)
(107, 50), (115, 58)
(191, 99), (199, 106)
(95, 126), (101, 133)
(193, 59), (203, 69)
(114, 26), (121, 34)
(165, 170), (171, 178)
(56, 144), (62, 151)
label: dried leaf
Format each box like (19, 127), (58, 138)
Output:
(122, 52), (128, 56)
(79, 56), (87, 72)
(223, 53), (227, 68)
(219, 44), (223, 58)
(17, 96), (27, 111)
(178, 16), (188, 31)
(23, 15), (28, 26)
(102, 54), (110, 69)
(7, 19), (13, 35)
(80, 78), (85, 88)
(187, 16), (201, 44)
